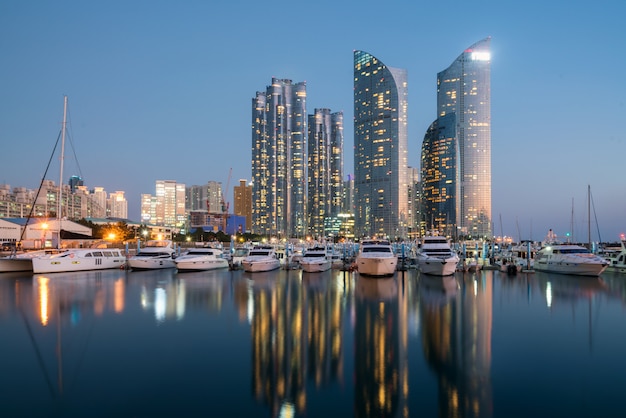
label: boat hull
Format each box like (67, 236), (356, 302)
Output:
(533, 261), (607, 276)
(356, 256), (397, 277)
(127, 258), (176, 270)
(32, 250), (126, 274)
(242, 260), (281, 273)
(175, 259), (229, 271)
(0, 257), (33, 272)
(300, 259), (332, 273)
(417, 258), (458, 276)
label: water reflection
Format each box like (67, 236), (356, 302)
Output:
(354, 274), (408, 418)
(1, 268), (626, 417)
(421, 271), (493, 418)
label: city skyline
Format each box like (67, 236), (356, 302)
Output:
(1, 1), (625, 241)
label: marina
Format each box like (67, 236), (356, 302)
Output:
(2, 267), (626, 417)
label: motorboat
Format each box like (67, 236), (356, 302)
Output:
(31, 248), (126, 274)
(127, 240), (177, 270)
(416, 235), (459, 276)
(511, 240), (539, 270)
(601, 237), (626, 274)
(229, 247), (250, 270)
(355, 239), (398, 277)
(242, 246), (281, 273)
(494, 254), (521, 274)
(534, 243), (609, 276)
(174, 247), (229, 272)
(299, 246), (332, 273)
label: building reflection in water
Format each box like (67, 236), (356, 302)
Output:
(246, 270), (353, 417)
(420, 272), (493, 418)
(0, 267), (499, 416)
(354, 274), (410, 418)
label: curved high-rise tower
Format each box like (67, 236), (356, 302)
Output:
(437, 38), (491, 238)
(353, 51), (408, 239)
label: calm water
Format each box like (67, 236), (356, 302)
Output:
(2, 266), (626, 418)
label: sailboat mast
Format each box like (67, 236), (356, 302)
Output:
(587, 184), (592, 251)
(57, 96), (67, 247)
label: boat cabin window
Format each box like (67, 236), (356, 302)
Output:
(92, 251), (104, 257)
(554, 248), (590, 254)
(363, 247), (392, 253)
(249, 250), (270, 256)
(103, 251), (112, 257)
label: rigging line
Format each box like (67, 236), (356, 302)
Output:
(18, 306), (57, 398)
(18, 129), (63, 243)
(64, 100), (84, 180)
(590, 188), (602, 243)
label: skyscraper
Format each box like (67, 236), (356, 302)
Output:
(251, 78), (307, 238)
(307, 108), (344, 238)
(353, 51), (408, 239)
(435, 38), (491, 238)
(152, 180), (186, 228)
(421, 113), (457, 234)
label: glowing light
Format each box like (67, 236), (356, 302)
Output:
(37, 277), (50, 326)
(546, 282), (553, 308)
(471, 51), (490, 61)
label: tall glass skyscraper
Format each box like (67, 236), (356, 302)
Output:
(436, 38), (491, 238)
(353, 51), (408, 239)
(251, 78), (307, 238)
(307, 109), (344, 238)
(421, 113), (457, 234)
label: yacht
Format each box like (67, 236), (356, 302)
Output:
(127, 240), (177, 270)
(242, 246), (281, 273)
(355, 239), (398, 277)
(534, 243), (608, 276)
(602, 238), (626, 273)
(511, 241), (538, 270)
(299, 246), (332, 273)
(416, 235), (459, 276)
(174, 247), (229, 272)
(229, 247), (250, 270)
(31, 248), (126, 274)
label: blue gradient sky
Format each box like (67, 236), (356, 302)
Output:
(1, 0), (624, 242)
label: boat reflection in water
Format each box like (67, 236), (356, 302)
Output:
(355, 274), (407, 417)
(3, 267), (626, 417)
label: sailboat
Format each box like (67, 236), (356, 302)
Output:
(533, 187), (608, 276)
(31, 96), (126, 274)
(0, 101), (73, 273)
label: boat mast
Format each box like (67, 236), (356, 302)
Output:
(57, 96), (67, 248)
(587, 184), (591, 251)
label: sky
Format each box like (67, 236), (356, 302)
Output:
(1, 0), (625, 242)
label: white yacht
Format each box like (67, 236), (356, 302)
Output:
(174, 247), (229, 272)
(229, 247), (250, 269)
(416, 235), (459, 276)
(242, 246), (281, 273)
(534, 243), (609, 276)
(32, 248), (126, 274)
(299, 246), (332, 273)
(241, 245), (280, 273)
(355, 239), (398, 277)
(601, 238), (626, 274)
(127, 240), (177, 270)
